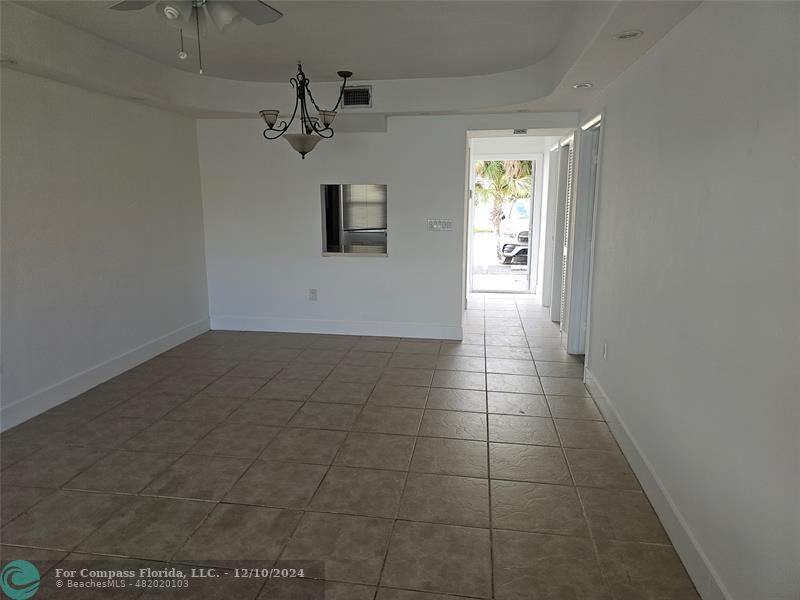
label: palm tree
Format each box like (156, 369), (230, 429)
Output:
(474, 160), (532, 233)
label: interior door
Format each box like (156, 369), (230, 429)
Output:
(549, 143), (571, 322)
(566, 122), (602, 354)
(559, 142), (575, 331)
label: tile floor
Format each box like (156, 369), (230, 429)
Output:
(0, 293), (700, 599)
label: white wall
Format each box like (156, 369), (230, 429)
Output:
(198, 113), (576, 339)
(1, 69), (209, 428)
(582, 3), (799, 600)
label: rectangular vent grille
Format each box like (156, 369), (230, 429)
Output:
(342, 86), (372, 108)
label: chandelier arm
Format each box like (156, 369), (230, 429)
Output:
(262, 83), (300, 140)
(308, 121), (335, 139)
(332, 73), (350, 111)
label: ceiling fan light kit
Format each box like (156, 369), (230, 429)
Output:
(110, 0), (347, 158)
(259, 64), (352, 159)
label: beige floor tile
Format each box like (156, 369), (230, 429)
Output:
(1, 490), (130, 550)
(143, 454), (250, 500)
(202, 375), (267, 397)
(380, 367), (435, 387)
(2, 445), (109, 488)
(163, 395), (245, 422)
(343, 350), (393, 367)
(227, 398), (303, 426)
(253, 379), (320, 401)
(556, 419), (617, 450)
(174, 504), (301, 566)
(369, 383), (429, 408)
(281, 512), (393, 585)
(1, 486), (55, 525)
(77, 496), (213, 560)
(311, 380), (374, 404)
(310, 466), (405, 518)
(491, 480), (588, 536)
(411, 437), (488, 478)
(489, 443), (571, 485)
(334, 432), (416, 471)
(487, 392), (549, 417)
(124, 420), (215, 454)
(419, 410), (487, 441)
(535, 361), (584, 378)
(389, 353), (439, 370)
(493, 529), (612, 600)
(225, 460), (327, 508)
(354, 406), (423, 435)
(435, 355), (486, 372)
(328, 364), (385, 384)
(565, 449), (640, 490)
(398, 472), (490, 528)
(547, 396), (603, 420)
(540, 376), (590, 396)
(440, 343), (485, 357)
(288, 402), (362, 430)
(487, 373), (543, 395)
(488, 414), (558, 445)
(187, 421), (280, 458)
(431, 370), (486, 391)
(485, 358), (537, 376)
(579, 487), (669, 543)
(596, 539), (701, 600)
(382, 521), (492, 598)
(64, 450), (179, 493)
(262, 427), (347, 464)
(426, 388), (486, 412)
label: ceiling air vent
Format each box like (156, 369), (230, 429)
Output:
(342, 86), (372, 108)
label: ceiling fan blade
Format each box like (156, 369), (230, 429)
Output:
(226, 0), (282, 25)
(109, 0), (156, 10)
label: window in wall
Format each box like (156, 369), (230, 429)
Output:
(321, 184), (387, 255)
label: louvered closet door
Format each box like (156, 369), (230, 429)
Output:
(559, 142), (575, 330)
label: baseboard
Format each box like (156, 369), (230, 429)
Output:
(0, 317), (210, 432)
(584, 369), (731, 600)
(210, 315), (462, 341)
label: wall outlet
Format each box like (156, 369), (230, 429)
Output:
(308, 288), (318, 301)
(602, 342), (608, 360)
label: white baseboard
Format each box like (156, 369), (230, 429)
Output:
(583, 369), (731, 600)
(210, 315), (462, 341)
(0, 317), (210, 432)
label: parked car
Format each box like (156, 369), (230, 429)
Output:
(496, 198), (530, 264)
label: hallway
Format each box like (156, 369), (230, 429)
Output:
(1, 293), (698, 599)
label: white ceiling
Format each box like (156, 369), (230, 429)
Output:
(21, 1), (579, 82)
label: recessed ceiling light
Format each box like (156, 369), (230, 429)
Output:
(615, 29), (643, 40)
(573, 82), (593, 89)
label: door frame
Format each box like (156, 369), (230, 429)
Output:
(467, 151), (543, 294)
(566, 113), (604, 354)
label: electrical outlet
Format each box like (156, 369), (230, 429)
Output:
(309, 288), (318, 301)
(602, 342), (608, 360)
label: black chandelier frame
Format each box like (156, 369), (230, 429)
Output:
(260, 63), (351, 141)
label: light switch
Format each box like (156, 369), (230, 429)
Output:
(427, 219), (453, 231)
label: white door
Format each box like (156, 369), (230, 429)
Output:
(549, 142), (573, 322)
(566, 121), (602, 354)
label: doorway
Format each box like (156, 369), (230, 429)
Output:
(469, 158), (535, 292)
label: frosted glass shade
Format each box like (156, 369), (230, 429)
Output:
(260, 110), (279, 126)
(206, 1), (241, 31)
(285, 134), (322, 158)
(318, 110), (337, 127)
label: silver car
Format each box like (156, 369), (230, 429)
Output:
(496, 198), (529, 264)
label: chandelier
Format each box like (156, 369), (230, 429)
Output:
(259, 63), (352, 159)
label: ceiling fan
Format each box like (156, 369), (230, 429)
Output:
(110, 0), (282, 31)
(109, 0), (282, 72)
